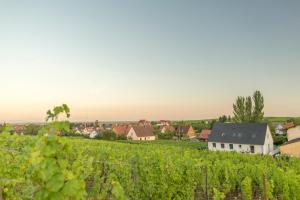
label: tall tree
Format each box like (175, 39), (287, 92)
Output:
(233, 91), (264, 123)
(245, 96), (253, 122)
(233, 96), (246, 122)
(251, 91), (264, 122)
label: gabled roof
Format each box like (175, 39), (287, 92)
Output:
(208, 123), (268, 145)
(199, 129), (212, 140)
(160, 125), (175, 132)
(132, 126), (155, 137)
(113, 125), (131, 136)
(176, 125), (193, 134)
(283, 122), (295, 130)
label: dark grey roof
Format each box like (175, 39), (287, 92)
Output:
(208, 123), (268, 145)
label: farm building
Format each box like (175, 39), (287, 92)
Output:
(160, 125), (175, 133)
(280, 138), (300, 158)
(208, 123), (274, 155)
(127, 126), (156, 141)
(112, 125), (131, 136)
(199, 129), (212, 141)
(176, 125), (196, 139)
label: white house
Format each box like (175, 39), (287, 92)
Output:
(208, 123), (274, 155)
(127, 126), (156, 141)
(275, 124), (285, 135)
(276, 122), (295, 135)
(287, 126), (300, 141)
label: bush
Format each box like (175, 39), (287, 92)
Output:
(158, 131), (174, 140)
(100, 130), (117, 140)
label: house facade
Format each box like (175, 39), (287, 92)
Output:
(208, 123), (274, 155)
(275, 122), (295, 135)
(280, 138), (300, 158)
(287, 126), (300, 141)
(160, 125), (175, 133)
(176, 125), (196, 139)
(127, 126), (156, 141)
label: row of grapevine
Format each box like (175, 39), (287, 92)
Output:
(1, 134), (300, 200)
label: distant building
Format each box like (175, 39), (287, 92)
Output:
(127, 126), (155, 141)
(13, 125), (26, 135)
(275, 124), (285, 135)
(138, 120), (152, 127)
(280, 138), (300, 158)
(199, 129), (212, 141)
(275, 122), (295, 135)
(113, 125), (131, 136)
(157, 120), (171, 126)
(176, 125), (196, 139)
(102, 123), (113, 130)
(208, 123), (274, 155)
(287, 126), (300, 141)
(160, 125), (175, 133)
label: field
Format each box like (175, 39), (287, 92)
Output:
(117, 139), (208, 150)
(1, 134), (300, 200)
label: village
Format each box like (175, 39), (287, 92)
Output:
(6, 117), (300, 158)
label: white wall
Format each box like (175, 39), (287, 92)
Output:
(263, 126), (274, 154)
(208, 142), (264, 154)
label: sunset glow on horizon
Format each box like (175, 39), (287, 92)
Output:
(1, 1), (300, 122)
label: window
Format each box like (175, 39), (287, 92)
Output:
(221, 144), (225, 149)
(229, 144), (233, 150)
(250, 146), (255, 153)
(213, 143), (216, 148)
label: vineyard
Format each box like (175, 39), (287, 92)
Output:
(1, 135), (300, 200)
(1, 106), (300, 200)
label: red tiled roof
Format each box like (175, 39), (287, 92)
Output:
(283, 122), (295, 130)
(113, 125), (131, 136)
(176, 125), (193, 134)
(199, 129), (212, 140)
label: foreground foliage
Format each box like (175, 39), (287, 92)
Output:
(1, 135), (300, 200)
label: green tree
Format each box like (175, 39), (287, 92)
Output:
(252, 91), (264, 122)
(233, 91), (264, 123)
(245, 96), (253, 122)
(102, 130), (117, 140)
(24, 124), (40, 135)
(233, 97), (246, 122)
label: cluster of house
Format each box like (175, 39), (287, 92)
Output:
(112, 120), (197, 141)
(74, 119), (203, 141)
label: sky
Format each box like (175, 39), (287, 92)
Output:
(0, 1), (300, 122)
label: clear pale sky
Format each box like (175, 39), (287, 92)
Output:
(0, 1), (299, 122)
